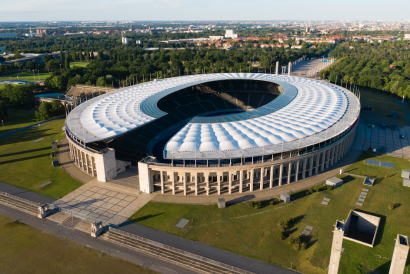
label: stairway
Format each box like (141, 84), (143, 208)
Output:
(100, 231), (241, 274)
(0, 195), (38, 216)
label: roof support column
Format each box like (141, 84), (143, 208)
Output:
(183, 173), (187, 196)
(205, 172), (210, 195)
(269, 165), (274, 188)
(194, 172), (198, 196)
(171, 172), (175, 195)
(315, 154), (320, 174)
(260, 167), (264, 190)
(217, 172), (221, 195)
(309, 156), (314, 177)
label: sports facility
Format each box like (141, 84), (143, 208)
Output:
(65, 73), (360, 195)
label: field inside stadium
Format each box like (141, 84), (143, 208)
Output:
(129, 152), (410, 273)
(0, 214), (158, 274)
(0, 119), (82, 199)
(70, 62), (89, 68)
(0, 72), (51, 82)
(0, 109), (37, 135)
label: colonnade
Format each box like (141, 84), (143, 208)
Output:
(69, 140), (97, 177)
(147, 129), (355, 195)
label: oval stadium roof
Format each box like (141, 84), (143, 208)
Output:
(66, 73), (360, 160)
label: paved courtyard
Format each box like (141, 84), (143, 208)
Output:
(363, 125), (410, 158)
(52, 180), (156, 226)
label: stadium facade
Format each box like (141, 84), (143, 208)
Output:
(66, 73), (360, 195)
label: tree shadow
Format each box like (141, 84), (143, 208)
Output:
(128, 213), (164, 223)
(341, 175), (356, 184)
(0, 147), (49, 158)
(0, 127), (55, 147)
(0, 153), (51, 165)
(289, 214), (305, 229)
(372, 260), (391, 274)
(227, 195), (256, 206)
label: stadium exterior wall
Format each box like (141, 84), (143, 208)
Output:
(137, 125), (356, 195)
(67, 131), (131, 182)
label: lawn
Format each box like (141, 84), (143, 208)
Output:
(360, 89), (409, 127)
(129, 152), (410, 273)
(0, 109), (37, 135)
(0, 72), (52, 82)
(0, 214), (158, 274)
(70, 62), (89, 68)
(0, 119), (83, 199)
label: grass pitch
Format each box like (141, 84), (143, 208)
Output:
(0, 214), (158, 274)
(129, 152), (410, 273)
(70, 62), (89, 68)
(0, 72), (51, 82)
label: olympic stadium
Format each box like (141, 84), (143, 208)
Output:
(65, 73), (360, 195)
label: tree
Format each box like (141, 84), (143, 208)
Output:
(35, 102), (52, 121)
(0, 100), (8, 120)
(50, 100), (65, 116)
(65, 54), (69, 70)
(96, 76), (106, 87)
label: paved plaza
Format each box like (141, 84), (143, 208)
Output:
(363, 126), (410, 158)
(52, 181), (156, 226)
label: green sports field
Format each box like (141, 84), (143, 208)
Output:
(0, 72), (51, 82)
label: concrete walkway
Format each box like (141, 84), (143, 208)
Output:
(0, 184), (295, 274)
(394, 99), (410, 126)
(58, 137), (94, 184)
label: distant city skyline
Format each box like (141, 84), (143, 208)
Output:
(0, 0), (409, 22)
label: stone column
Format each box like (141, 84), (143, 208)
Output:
(278, 164), (283, 186)
(269, 166), (274, 188)
(85, 154), (89, 174)
(217, 171), (221, 195)
(239, 170), (243, 193)
(321, 151), (326, 172)
(315, 154), (320, 174)
(325, 149), (330, 169)
(330, 146), (335, 165)
(205, 172), (210, 195)
(275, 61), (279, 74)
(183, 173), (187, 195)
(250, 169), (254, 192)
(260, 167), (264, 190)
(287, 162), (292, 184)
(194, 172), (198, 196)
(388, 234), (409, 274)
(160, 171), (164, 194)
(288, 62), (292, 76)
(309, 156), (314, 176)
(328, 220), (345, 274)
(171, 172), (176, 195)
(228, 171), (232, 194)
(295, 160), (300, 182)
(302, 158), (307, 179)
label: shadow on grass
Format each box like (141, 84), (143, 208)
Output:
(372, 261), (391, 274)
(0, 153), (51, 165)
(354, 209), (386, 247)
(290, 214), (305, 229)
(227, 195), (256, 206)
(0, 127), (54, 147)
(341, 175), (356, 184)
(128, 213), (164, 223)
(0, 147), (49, 158)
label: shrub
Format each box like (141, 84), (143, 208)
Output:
(327, 185), (333, 190)
(269, 200), (275, 206)
(388, 204), (394, 210)
(247, 201), (254, 208)
(309, 187), (314, 194)
(279, 220), (288, 231)
(279, 230), (287, 240)
(256, 202), (262, 208)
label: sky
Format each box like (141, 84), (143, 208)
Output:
(0, 0), (409, 22)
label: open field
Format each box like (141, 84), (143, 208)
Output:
(129, 152), (410, 273)
(0, 119), (83, 199)
(0, 109), (37, 135)
(70, 62), (89, 68)
(0, 214), (158, 274)
(0, 72), (52, 82)
(360, 89), (409, 127)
